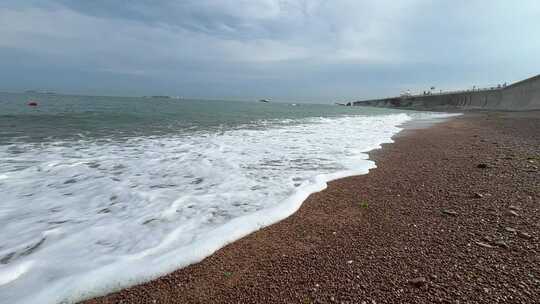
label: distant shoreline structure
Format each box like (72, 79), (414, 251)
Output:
(353, 74), (540, 111)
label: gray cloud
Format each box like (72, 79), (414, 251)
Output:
(0, 0), (539, 102)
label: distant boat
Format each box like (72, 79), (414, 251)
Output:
(259, 99), (270, 103)
(27, 100), (39, 107)
(25, 90), (56, 95)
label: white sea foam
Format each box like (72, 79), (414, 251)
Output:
(0, 112), (455, 303)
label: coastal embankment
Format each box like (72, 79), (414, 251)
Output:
(354, 74), (540, 111)
(84, 111), (540, 303)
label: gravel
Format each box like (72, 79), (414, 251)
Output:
(83, 111), (540, 304)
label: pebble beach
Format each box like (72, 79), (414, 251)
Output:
(84, 111), (540, 303)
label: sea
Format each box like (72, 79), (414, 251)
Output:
(0, 92), (456, 303)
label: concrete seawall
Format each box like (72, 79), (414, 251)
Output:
(353, 74), (540, 111)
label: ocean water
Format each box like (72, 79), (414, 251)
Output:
(0, 93), (456, 303)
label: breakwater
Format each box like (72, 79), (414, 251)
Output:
(353, 74), (540, 111)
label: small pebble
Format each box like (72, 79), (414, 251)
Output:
(518, 232), (532, 239)
(442, 209), (458, 217)
(409, 277), (427, 287)
(475, 242), (494, 248)
(473, 192), (484, 198)
(504, 227), (517, 233)
(494, 241), (509, 249)
(506, 210), (519, 217)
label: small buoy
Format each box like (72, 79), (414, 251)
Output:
(27, 100), (38, 107)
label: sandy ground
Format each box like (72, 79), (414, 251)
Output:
(84, 111), (540, 304)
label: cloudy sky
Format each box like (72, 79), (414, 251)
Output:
(1, 1), (539, 102)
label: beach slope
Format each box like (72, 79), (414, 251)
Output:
(84, 111), (540, 303)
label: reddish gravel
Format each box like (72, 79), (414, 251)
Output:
(83, 111), (540, 304)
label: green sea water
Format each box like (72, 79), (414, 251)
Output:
(0, 91), (454, 304)
(0, 92), (405, 144)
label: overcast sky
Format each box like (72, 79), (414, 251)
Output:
(1, 1), (539, 102)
